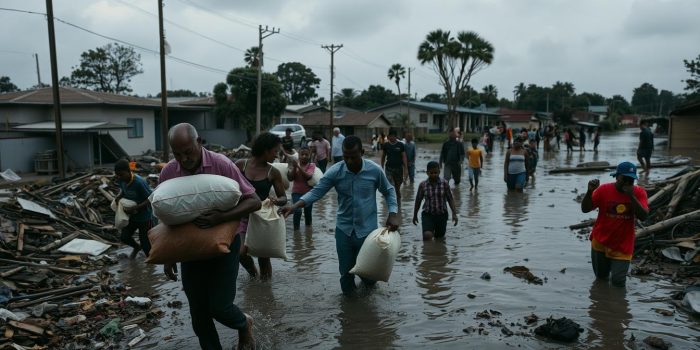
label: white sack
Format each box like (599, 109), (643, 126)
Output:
(111, 198), (137, 230)
(58, 238), (111, 256)
(349, 227), (401, 282)
(307, 167), (323, 187)
(245, 198), (287, 259)
(149, 174), (241, 225)
(270, 162), (290, 189)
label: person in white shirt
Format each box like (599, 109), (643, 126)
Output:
(331, 127), (345, 163)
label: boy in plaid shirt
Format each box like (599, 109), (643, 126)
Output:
(413, 161), (458, 240)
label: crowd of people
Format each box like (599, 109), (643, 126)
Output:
(111, 121), (655, 349)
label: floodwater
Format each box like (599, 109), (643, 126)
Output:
(115, 128), (700, 349)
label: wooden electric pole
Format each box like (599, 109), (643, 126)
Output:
(158, 0), (169, 160)
(256, 25), (280, 137)
(45, 0), (65, 178)
(322, 44), (342, 153)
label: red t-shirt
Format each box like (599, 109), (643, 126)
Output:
(590, 183), (648, 256)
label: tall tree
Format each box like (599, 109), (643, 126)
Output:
(244, 46), (261, 68)
(275, 62), (320, 104)
(213, 67), (286, 140)
(683, 54), (700, 98)
(354, 85), (398, 110)
(631, 83), (659, 114)
(421, 93), (446, 103)
(156, 89), (207, 98)
(513, 82), (526, 107)
(0, 76), (19, 93)
(417, 29), (494, 128)
(334, 88), (358, 108)
(69, 43), (143, 94)
(387, 63), (406, 97)
(479, 84), (498, 106)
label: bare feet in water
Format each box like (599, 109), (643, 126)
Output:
(237, 313), (255, 350)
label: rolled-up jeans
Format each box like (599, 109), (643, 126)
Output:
(335, 228), (376, 295)
(291, 192), (313, 228)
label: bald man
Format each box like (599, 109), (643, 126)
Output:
(159, 123), (261, 350)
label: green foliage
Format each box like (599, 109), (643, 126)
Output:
(334, 85), (397, 110)
(213, 67), (286, 134)
(0, 76), (19, 93)
(421, 93), (446, 103)
(417, 29), (494, 128)
(631, 83), (659, 114)
(275, 62), (320, 104)
(156, 89), (207, 98)
(479, 84), (498, 106)
(387, 63), (406, 97)
(683, 54), (700, 96)
(69, 43), (143, 94)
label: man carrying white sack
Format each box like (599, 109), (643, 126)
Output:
(281, 135), (400, 297)
(159, 123), (261, 350)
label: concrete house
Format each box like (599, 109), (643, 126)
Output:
(0, 87), (212, 173)
(668, 100), (700, 151)
(300, 110), (391, 143)
(369, 101), (500, 136)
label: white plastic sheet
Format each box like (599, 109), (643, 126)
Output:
(58, 238), (111, 256)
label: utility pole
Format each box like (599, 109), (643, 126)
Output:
(256, 25), (280, 137)
(45, 0), (64, 178)
(322, 44), (342, 154)
(33, 53), (42, 86)
(407, 67), (415, 134)
(158, 0), (169, 160)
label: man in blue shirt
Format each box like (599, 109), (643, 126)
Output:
(114, 159), (154, 258)
(281, 135), (400, 296)
(331, 127), (345, 163)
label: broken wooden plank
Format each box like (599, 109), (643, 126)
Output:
(9, 286), (99, 309)
(0, 266), (25, 278)
(16, 223), (25, 253)
(0, 258), (82, 274)
(38, 232), (81, 252)
(637, 208), (700, 238)
(665, 175), (691, 219)
(7, 320), (44, 335)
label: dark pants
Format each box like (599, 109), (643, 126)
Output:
(335, 228), (376, 296)
(591, 249), (630, 287)
(333, 156), (343, 163)
(421, 211), (448, 238)
(316, 158), (328, 173)
(407, 163), (415, 183)
(292, 193), (313, 229)
(443, 162), (462, 185)
(120, 219), (152, 256)
(181, 234), (248, 350)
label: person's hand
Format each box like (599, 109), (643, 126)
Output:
(452, 215), (458, 226)
(279, 205), (296, 218)
(164, 263), (178, 281)
(587, 179), (600, 193)
(193, 210), (224, 229)
(386, 213), (400, 231)
(268, 195), (278, 205)
(412, 216), (418, 226)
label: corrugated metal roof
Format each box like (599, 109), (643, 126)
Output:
(369, 100), (500, 115)
(12, 121), (130, 132)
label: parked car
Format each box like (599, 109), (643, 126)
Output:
(269, 124), (307, 147)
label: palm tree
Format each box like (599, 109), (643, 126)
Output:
(481, 84), (498, 105)
(387, 63), (406, 98)
(334, 88), (357, 107)
(244, 46), (260, 68)
(513, 82), (526, 106)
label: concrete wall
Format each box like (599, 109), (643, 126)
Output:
(200, 129), (247, 148)
(0, 136), (54, 173)
(670, 115), (700, 149)
(0, 106), (50, 127)
(63, 134), (93, 171)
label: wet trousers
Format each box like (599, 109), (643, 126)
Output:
(291, 193), (313, 228)
(181, 234), (248, 350)
(120, 219), (152, 256)
(335, 228), (376, 296)
(591, 248), (630, 287)
(443, 162), (462, 185)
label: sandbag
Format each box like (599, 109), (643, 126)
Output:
(245, 198), (287, 259)
(149, 174), (241, 225)
(270, 162), (290, 189)
(307, 167), (323, 187)
(349, 227), (401, 282)
(110, 198), (137, 230)
(145, 221), (240, 264)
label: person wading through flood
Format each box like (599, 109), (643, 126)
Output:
(581, 161), (649, 287)
(466, 138), (484, 191)
(381, 129), (408, 204)
(236, 132), (288, 280)
(113, 159), (154, 258)
(280, 136), (400, 297)
(637, 120), (654, 172)
(160, 123), (260, 350)
(413, 161), (458, 240)
(504, 137), (530, 192)
(287, 146), (315, 230)
(440, 128), (465, 187)
(404, 132), (417, 185)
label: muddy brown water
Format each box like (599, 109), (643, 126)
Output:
(115, 129), (700, 349)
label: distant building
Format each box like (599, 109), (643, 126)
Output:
(279, 104), (328, 124)
(497, 108), (552, 130)
(299, 110), (391, 143)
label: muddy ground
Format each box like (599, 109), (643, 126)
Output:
(115, 128), (699, 349)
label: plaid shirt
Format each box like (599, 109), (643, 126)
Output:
(418, 178), (452, 215)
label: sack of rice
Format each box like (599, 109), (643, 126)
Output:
(307, 167), (323, 187)
(245, 198), (287, 259)
(145, 221), (239, 264)
(111, 198), (137, 230)
(349, 227), (401, 282)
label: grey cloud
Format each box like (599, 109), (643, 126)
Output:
(622, 0), (700, 39)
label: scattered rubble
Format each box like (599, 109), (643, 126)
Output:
(503, 266), (544, 285)
(534, 316), (583, 343)
(643, 335), (671, 350)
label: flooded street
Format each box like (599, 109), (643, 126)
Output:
(116, 129), (699, 349)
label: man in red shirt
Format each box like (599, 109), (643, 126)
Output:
(581, 161), (649, 287)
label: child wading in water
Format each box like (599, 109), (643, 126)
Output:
(114, 159), (154, 258)
(287, 147), (316, 230)
(466, 138), (484, 191)
(413, 161), (458, 240)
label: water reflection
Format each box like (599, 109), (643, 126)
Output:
(291, 227), (319, 273)
(502, 192), (529, 233)
(466, 191), (480, 219)
(415, 240), (456, 317)
(336, 298), (397, 349)
(586, 280), (631, 349)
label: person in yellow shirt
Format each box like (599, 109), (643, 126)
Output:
(466, 138), (484, 191)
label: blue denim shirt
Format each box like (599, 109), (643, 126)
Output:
(300, 159), (398, 238)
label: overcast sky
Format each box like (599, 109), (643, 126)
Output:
(1, 0), (698, 102)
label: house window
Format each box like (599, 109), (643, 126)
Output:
(419, 113), (428, 123)
(127, 118), (143, 138)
